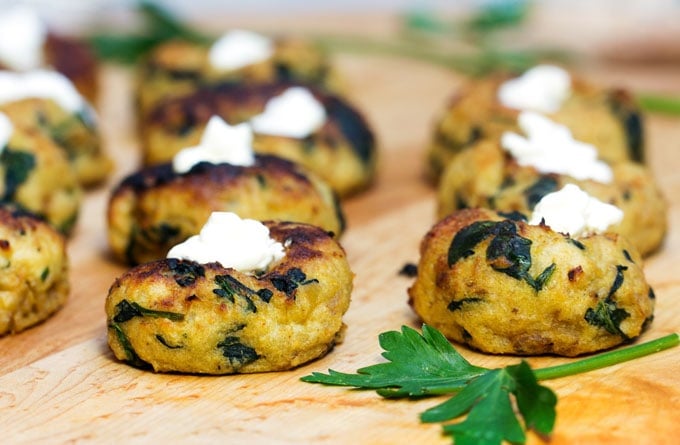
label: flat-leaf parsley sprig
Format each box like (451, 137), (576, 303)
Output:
(302, 324), (679, 444)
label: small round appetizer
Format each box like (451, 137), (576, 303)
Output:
(137, 29), (342, 116)
(0, 205), (69, 336)
(427, 65), (643, 182)
(0, 70), (110, 187)
(408, 203), (655, 357)
(0, 6), (99, 102)
(141, 82), (376, 197)
(108, 117), (344, 265)
(437, 112), (666, 256)
(106, 212), (353, 374)
(0, 111), (82, 234)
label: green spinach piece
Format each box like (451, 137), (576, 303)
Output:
(110, 300), (184, 366)
(269, 267), (319, 298)
(584, 265), (631, 339)
(1, 148), (36, 200)
(447, 220), (497, 266)
(155, 334), (183, 349)
(140, 222), (181, 245)
(448, 220), (555, 291)
(524, 176), (558, 210)
(609, 95), (644, 163)
(447, 297), (483, 312)
(108, 322), (151, 369)
(486, 220), (532, 280)
(216, 336), (260, 367)
(166, 258), (205, 287)
(584, 300), (631, 340)
(213, 275), (258, 312)
(569, 238), (586, 250)
(113, 299), (185, 323)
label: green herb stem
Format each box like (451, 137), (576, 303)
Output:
(534, 333), (679, 381)
(88, 0), (211, 64)
(638, 94), (680, 116)
(314, 34), (568, 77)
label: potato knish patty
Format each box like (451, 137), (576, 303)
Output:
(0, 205), (69, 336)
(408, 208), (655, 356)
(141, 80), (376, 198)
(137, 36), (343, 117)
(0, 121), (82, 234)
(107, 154), (345, 265)
(436, 139), (667, 257)
(427, 72), (643, 182)
(106, 221), (353, 374)
(1, 98), (111, 187)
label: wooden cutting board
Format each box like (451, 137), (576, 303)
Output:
(1, 21), (680, 444)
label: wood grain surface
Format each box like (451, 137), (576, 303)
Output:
(1, 15), (680, 444)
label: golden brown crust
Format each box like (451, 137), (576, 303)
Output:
(427, 71), (644, 182)
(0, 205), (69, 336)
(140, 80), (376, 197)
(107, 155), (345, 265)
(105, 221), (353, 374)
(408, 208), (655, 356)
(436, 139), (667, 256)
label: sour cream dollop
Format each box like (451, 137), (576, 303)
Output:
(167, 211), (285, 272)
(0, 70), (85, 113)
(172, 116), (256, 174)
(529, 184), (623, 237)
(208, 30), (273, 71)
(501, 111), (613, 183)
(0, 6), (47, 71)
(249, 87), (327, 138)
(497, 65), (571, 113)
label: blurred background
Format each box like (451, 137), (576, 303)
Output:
(0, 0), (677, 64)
(1, 0), (677, 107)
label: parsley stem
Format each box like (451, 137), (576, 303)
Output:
(534, 333), (679, 381)
(638, 94), (680, 116)
(314, 35), (475, 71)
(313, 34), (569, 77)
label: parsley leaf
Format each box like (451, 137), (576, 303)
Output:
(425, 368), (528, 444)
(302, 325), (679, 444)
(302, 325), (487, 398)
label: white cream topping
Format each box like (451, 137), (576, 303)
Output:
(167, 211), (285, 272)
(0, 112), (14, 154)
(529, 184), (623, 237)
(497, 65), (571, 113)
(249, 87), (327, 138)
(208, 29), (274, 71)
(501, 112), (613, 183)
(0, 6), (47, 71)
(172, 116), (255, 174)
(0, 69), (85, 112)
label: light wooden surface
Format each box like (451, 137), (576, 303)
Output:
(2, 17), (680, 444)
